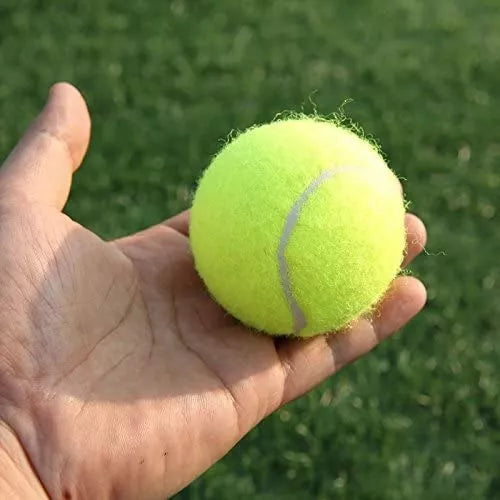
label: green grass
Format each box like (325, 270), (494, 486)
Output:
(1, 0), (499, 498)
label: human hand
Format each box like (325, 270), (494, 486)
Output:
(0, 83), (426, 499)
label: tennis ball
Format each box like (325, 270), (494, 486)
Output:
(190, 118), (406, 337)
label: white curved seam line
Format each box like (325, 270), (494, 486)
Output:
(277, 166), (366, 334)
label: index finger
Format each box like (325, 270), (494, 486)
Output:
(163, 210), (190, 237)
(162, 211), (427, 266)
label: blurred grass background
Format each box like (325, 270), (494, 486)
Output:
(0, 0), (499, 498)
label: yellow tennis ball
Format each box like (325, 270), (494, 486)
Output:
(190, 118), (406, 337)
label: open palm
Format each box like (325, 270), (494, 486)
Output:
(0, 84), (426, 499)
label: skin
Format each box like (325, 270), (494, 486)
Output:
(0, 83), (427, 499)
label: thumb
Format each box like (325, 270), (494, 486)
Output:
(0, 82), (91, 210)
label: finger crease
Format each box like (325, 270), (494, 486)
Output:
(37, 128), (75, 169)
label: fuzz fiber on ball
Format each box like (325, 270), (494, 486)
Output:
(190, 118), (406, 337)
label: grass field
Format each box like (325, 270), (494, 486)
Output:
(0, 0), (499, 498)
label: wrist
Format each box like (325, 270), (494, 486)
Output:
(0, 421), (48, 499)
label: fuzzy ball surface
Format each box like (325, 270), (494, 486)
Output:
(190, 119), (406, 337)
